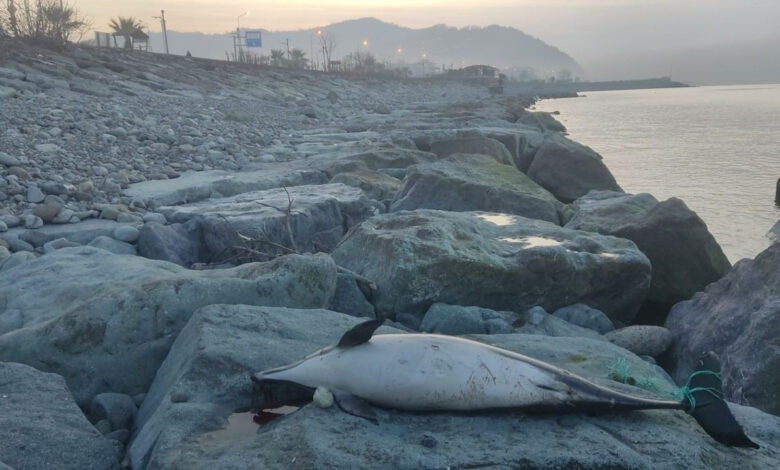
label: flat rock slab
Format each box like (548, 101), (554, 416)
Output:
(123, 164), (328, 207)
(666, 242), (780, 416)
(332, 210), (651, 324)
(390, 154), (562, 223)
(2, 219), (137, 246)
(158, 183), (383, 264)
(567, 191), (731, 322)
(329, 169), (402, 202)
(307, 148), (440, 178)
(217, 398), (778, 470)
(0, 247), (337, 406)
(0, 362), (120, 470)
(126, 305), (779, 470)
(128, 305), (401, 470)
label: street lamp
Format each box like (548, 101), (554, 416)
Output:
(362, 39), (369, 47)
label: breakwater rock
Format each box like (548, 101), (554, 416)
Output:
(1, 41), (778, 468)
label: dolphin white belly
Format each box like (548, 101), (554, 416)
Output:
(262, 334), (571, 410)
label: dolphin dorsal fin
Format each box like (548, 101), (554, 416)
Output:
(337, 319), (384, 348)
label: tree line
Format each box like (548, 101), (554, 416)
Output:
(0, 5), (412, 78)
(0, 0), (89, 44)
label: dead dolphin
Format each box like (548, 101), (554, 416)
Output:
(252, 319), (759, 448)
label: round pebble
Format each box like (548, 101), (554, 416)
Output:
(113, 225), (140, 243)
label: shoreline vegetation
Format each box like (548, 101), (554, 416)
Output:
(0, 39), (778, 469)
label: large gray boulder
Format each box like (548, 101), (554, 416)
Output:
(0, 247), (337, 405)
(666, 242), (780, 416)
(552, 303), (615, 334)
(420, 303), (603, 339)
(329, 168), (401, 202)
(0, 362), (121, 470)
(158, 184), (382, 264)
(516, 306), (605, 340)
(127, 306), (779, 470)
(420, 303), (516, 335)
(567, 192), (731, 324)
(517, 110), (567, 133)
(2, 219), (137, 246)
(564, 191), (659, 230)
(528, 136), (622, 203)
(390, 154), (562, 224)
(455, 127), (544, 173)
(430, 136), (514, 165)
(328, 273), (376, 319)
(332, 210), (651, 324)
(768, 219), (780, 244)
(137, 220), (204, 267)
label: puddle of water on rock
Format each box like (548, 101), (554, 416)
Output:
(198, 407), (300, 444)
(500, 236), (562, 248)
(477, 213), (516, 226)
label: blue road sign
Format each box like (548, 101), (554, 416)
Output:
(245, 31), (262, 48)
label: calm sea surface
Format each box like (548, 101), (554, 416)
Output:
(536, 84), (780, 263)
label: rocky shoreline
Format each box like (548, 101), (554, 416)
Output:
(1, 42), (779, 469)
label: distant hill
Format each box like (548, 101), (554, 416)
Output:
(145, 17), (583, 79)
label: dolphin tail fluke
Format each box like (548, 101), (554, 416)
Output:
(684, 351), (759, 448)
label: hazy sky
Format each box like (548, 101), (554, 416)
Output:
(78, 0), (780, 62)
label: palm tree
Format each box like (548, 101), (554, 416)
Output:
(270, 49), (286, 67)
(289, 48), (308, 69)
(109, 16), (143, 49)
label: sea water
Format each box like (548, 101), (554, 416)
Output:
(536, 84), (780, 262)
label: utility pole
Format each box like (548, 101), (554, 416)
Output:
(235, 12), (247, 61)
(155, 10), (169, 54)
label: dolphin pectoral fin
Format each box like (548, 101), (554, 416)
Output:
(337, 319), (385, 348)
(332, 389), (378, 423)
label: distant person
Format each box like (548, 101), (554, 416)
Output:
(186, 50), (192, 57)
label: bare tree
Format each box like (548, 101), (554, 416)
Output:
(0, 0), (87, 43)
(316, 30), (336, 72)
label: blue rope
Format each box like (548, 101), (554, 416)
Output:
(676, 370), (723, 414)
